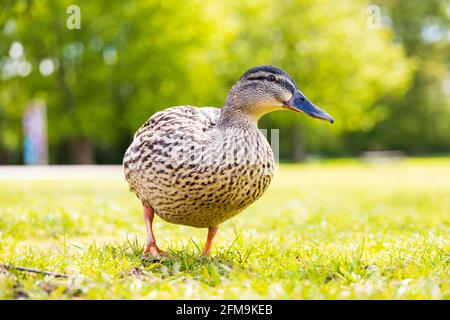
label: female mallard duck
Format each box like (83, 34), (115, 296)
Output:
(123, 65), (333, 258)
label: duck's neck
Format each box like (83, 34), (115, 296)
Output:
(218, 108), (258, 130)
(217, 95), (260, 130)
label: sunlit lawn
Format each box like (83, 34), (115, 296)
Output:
(0, 159), (449, 299)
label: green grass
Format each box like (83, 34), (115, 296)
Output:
(0, 159), (449, 299)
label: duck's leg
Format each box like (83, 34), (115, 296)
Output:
(143, 205), (165, 259)
(203, 225), (219, 256)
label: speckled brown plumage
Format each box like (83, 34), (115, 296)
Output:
(123, 105), (274, 228)
(122, 65), (333, 257)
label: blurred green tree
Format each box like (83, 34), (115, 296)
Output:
(1, 0), (440, 164)
(0, 0), (219, 163)
(367, 0), (450, 154)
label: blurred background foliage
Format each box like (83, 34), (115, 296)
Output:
(0, 0), (449, 164)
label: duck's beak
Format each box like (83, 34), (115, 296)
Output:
(284, 90), (334, 124)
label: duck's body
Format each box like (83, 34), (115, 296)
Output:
(123, 65), (333, 258)
(123, 105), (274, 228)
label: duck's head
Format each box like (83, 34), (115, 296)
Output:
(224, 65), (334, 124)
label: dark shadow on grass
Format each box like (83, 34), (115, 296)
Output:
(138, 248), (242, 285)
(117, 233), (255, 285)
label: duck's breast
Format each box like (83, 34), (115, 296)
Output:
(123, 106), (274, 227)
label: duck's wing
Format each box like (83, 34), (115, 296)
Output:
(123, 105), (220, 173)
(134, 106), (219, 140)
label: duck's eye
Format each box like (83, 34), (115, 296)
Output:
(267, 75), (276, 82)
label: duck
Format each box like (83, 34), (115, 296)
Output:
(123, 65), (333, 259)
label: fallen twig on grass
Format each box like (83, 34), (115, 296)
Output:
(0, 263), (75, 279)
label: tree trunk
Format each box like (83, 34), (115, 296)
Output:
(0, 149), (7, 164)
(69, 137), (95, 164)
(292, 124), (306, 162)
